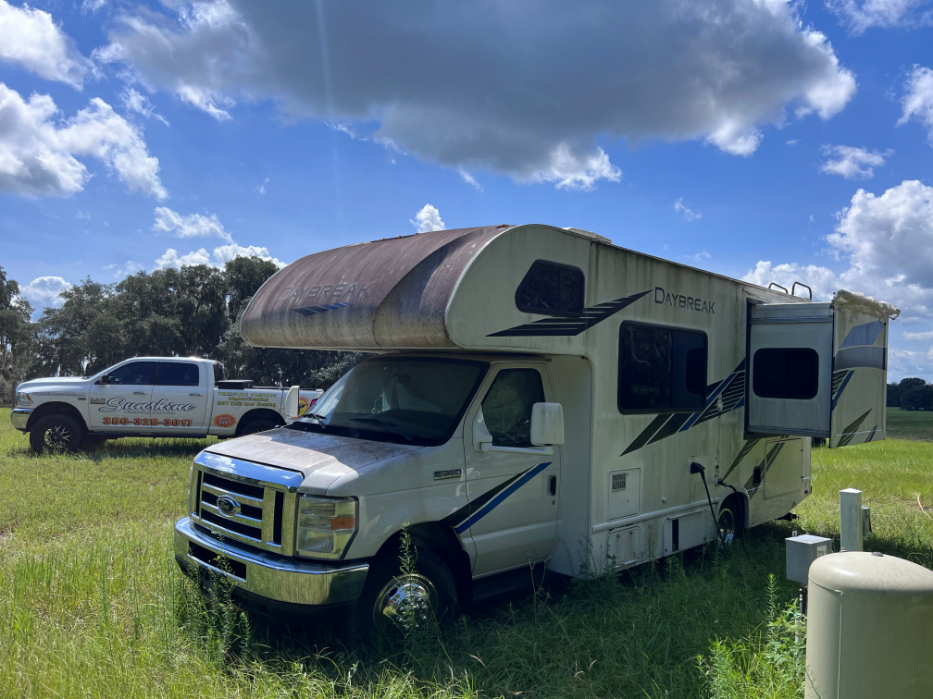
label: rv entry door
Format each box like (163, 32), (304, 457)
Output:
(746, 292), (896, 447)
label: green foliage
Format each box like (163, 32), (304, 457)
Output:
(1, 413), (932, 698)
(887, 377), (933, 410)
(3, 259), (363, 393)
(700, 576), (805, 699)
(0, 266), (35, 405)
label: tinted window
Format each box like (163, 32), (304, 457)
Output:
(297, 358), (487, 446)
(482, 369), (545, 447)
(618, 323), (707, 412)
(158, 362), (200, 386)
(753, 348), (819, 399)
(212, 362), (225, 384)
(108, 361), (158, 385)
(516, 261), (585, 316)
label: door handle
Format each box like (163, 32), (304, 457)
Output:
(133, 391), (147, 395)
(189, 393), (203, 397)
(549, 475), (557, 496)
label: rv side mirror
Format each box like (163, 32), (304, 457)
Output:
(284, 385), (301, 420)
(531, 402), (564, 447)
(473, 406), (494, 451)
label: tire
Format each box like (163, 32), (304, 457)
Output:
(238, 418), (278, 436)
(29, 414), (85, 455)
(351, 547), (458, 638)
(717, 504), (741, 546)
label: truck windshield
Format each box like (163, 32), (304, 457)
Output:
(293, 357), (487, 446)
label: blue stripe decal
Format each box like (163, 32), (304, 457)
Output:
(831, 371), (854, 411)
(680, 373), (736, 432)
(454, 461), (552, 534)
(839, 320), (884, 349)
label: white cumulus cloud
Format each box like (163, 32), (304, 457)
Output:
(97, 0), (856, 188)
(153, 207), (233, 242)
(0, 83), (167, 199)
(899, 65), (933, 145)
(410, 204), (445, 234)
(826, 0), (933, 34)
(18, 276), (72, 309)
(0, 0), (93, 88)
(155, 244), (283, 269)
(743, 180), (933, 379)
(820, 145), (891, 179)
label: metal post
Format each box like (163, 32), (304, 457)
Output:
(840, 488), (863, 552)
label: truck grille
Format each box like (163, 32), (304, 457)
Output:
(190, 452), (301, 555)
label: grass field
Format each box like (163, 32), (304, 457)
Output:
(1, 409), (931, 699)
(886, 407), (933, 442)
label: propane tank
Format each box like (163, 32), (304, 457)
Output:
(805, 551), (933, 699)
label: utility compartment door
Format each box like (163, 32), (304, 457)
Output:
(747, 303), (833, 438)
(829, 300), (890, 447)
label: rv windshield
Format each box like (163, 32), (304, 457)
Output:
(293, 357), (487, 446)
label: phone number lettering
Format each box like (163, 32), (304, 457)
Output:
(102, 417), (193, 427)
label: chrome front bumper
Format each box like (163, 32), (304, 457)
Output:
(11, 408), (32, 431)
(174, 517), (369, 607)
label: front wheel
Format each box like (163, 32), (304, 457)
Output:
(352, 547), (458, 637)
(29, 414), (84, 455)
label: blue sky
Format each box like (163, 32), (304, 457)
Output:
(1, 0), (932, 379)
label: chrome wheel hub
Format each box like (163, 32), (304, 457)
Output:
(374, 574), (438, 630)
(43, 424), (72, 450)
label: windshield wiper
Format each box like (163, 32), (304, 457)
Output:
(349, 416), (412, 441)
(303, 412), (329, 429)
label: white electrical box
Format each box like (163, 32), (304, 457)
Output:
(786, 534), (832, 585)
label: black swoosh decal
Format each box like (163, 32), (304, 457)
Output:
(488, 290), (651, 337)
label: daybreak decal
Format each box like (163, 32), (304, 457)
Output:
(488, 290), (651, 337)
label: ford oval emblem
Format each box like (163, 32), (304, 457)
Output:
(216, 495), (241, 517)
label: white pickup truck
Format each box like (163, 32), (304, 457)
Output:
(11, 356), (322, 454)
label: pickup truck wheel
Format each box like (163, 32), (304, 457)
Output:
(353, 548), (458, 637)
(239, 419), (277, 436)
(30, 414), (84, 455)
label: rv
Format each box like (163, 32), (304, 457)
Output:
(173, 224), (898, 630)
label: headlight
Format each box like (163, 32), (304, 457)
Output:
(15, 392), (32, 406)
(296, 494), (357, 559)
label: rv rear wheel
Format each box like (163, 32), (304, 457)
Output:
(717, 505), (740, 545)
(352, 548), (457, 637)
(30, 414), (84, 455)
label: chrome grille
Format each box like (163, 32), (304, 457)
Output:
(189, 452), (302, 555)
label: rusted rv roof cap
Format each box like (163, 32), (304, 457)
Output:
(240, 225), (510, 350)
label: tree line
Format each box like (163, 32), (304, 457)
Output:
(887, 377), (933, 411)
(0, 260), (362, 406)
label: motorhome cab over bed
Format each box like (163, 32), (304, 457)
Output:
(174, 224), (898, 629)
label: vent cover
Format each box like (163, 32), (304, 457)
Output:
(612, 472), (627, 492)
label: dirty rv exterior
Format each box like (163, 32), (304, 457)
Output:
(173, 224), (897, 624)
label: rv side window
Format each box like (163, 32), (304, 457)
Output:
(618, 323), (707, 413)
(515, 260), (585, 316)
(482, 369), (545, 448)
(753, 348), (819, 400)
